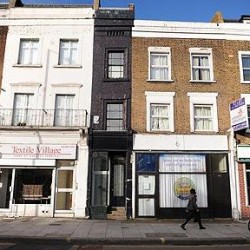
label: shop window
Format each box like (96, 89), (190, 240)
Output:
(246, 164), (250, 206)
(136, 154), (157, 172)
(0, 169), (12, 209)
(210, 154), (227, 172)
(159, 154), (207, 208)
(13, 169), (52, 204)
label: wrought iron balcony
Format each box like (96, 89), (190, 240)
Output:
(0, 108), (88, 128)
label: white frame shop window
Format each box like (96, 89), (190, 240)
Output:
(189, 48), (214, 82)
(58, 39), (79, 66)
(188, 92), (218, 132)
(148, 47), (172, 82)
(145, 91), (175, 132)
(18, 39), (40, 66)
(239, 51), (250, 83)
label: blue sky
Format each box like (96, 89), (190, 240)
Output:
(15, 0), (250, 22)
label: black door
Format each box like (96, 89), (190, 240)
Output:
(208, 172), (232, 218)
(110, 154), (125, 207)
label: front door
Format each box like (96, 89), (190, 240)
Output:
(110, 155), (125, 207)
(55, 168), (74, 215)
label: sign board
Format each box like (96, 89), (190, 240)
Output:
(229, 97), (249, 131)
(0, 144), (76, 159)
(237, 145), (250, 162)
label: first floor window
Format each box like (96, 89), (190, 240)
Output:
(59, 39), (78, 65)
(248, 106), (250, 128)
(150, 104), (169, 131)
(18, 39), (39, 65)
(54, 94), (74, 126)
(12, 93), (34, 126)
(194, 104), (213, 131)
(106, 103), (125, 131)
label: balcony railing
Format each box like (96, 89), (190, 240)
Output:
(0, 108), (88, 128)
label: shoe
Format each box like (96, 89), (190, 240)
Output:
(199, 226), (206, 229)
(181, 224), (186, 230)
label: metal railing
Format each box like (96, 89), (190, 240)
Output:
(0, 108), (88, 128)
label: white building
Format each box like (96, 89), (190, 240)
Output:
(0, 2), (94, 218)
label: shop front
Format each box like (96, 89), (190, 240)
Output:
(0, 143), (84, 218)
(133, 134), (232, 219)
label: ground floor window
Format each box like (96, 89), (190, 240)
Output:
(14, 169), (52, 204)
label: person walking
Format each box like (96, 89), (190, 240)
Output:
(181, 188), (206, 230)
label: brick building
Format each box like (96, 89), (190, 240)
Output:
(131, 16), (250, 219)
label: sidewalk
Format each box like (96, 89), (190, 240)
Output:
(0, 217), (249, 245)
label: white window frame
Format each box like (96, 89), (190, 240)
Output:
(148, 47), (172, 82)
(145, 91), (175, 132)
(58, 39), (79, 66)
(188, 92), (218, 132)
(189, 48), (214, 82)
(239, 51), (250, 83)
(18, 39), (40, 65)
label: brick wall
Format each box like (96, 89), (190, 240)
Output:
(132, 37), (250, 134)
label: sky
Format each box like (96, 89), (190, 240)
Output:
(8, 0), (250, 22)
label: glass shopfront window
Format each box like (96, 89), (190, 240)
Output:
(13, 169), (52, 204)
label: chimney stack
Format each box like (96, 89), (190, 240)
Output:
(93, 0), (100, 10)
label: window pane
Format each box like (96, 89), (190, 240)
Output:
(108, 51), (125, 79)
(106, 103), (124, 131)
(54, 95), (74, 126)
(136, 154), (157, 172)
(194, 105), (213, 131)
(18, 39), (39, 65)
(12, 93), (34, 125)
(246, 170), (250, 205)
(59, 40), (78, 65)
(150, 104), (169, 130)
(57, 170), (73, 189)
(150, 52), (169, 80)
(192, 54), (211, 81)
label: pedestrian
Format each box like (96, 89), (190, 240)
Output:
(181, 188), (206, 230)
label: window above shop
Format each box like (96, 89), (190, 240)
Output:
(239, 51), (250, 83)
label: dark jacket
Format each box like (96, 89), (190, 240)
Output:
(186, 193), (198, 211)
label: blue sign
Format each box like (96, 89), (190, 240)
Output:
(230, 97), (249, 131)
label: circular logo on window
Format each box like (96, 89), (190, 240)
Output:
(174, 177), (195, 200)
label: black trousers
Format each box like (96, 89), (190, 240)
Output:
(183, 210), (203, 227)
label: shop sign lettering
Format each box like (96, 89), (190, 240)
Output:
(0, 144), (76, 159)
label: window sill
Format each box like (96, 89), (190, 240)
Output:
(13, 64), (42, 68)
(241, 81), (250, 84)
(192, 130), (218, 134)
(147, 79), (174, 83)
(189, 80), (216, 84)
(53, 65), (82, 68)
(103, 78), (130, 82)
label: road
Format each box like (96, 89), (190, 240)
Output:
(0, 243), (250, 250)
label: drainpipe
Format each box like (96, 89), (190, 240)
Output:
(228, 127), (241, 220)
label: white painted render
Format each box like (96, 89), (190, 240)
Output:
(133, 134), (228, 151)
(133, 20), (250, 40)
(0, 6), (94, 218)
